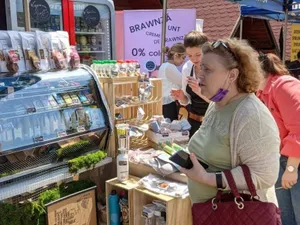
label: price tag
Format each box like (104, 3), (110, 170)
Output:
(72, 98), (80, 105)
(57, 131), (67, 138)
(7, 86), (14, 99)
(2, 122), (14, 130)
(162, 133), (169, 137)
(182, 130), (189, 136)
(0, 82), (5, 86)
(27, 107), (36, 114)
(77, 125), (86, 133)
(33, 136), (44, 143)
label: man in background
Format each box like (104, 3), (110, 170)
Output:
(288, 51), (300, 79)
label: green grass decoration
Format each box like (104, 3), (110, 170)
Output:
(0, 180), (95, 225)
(68, 150), (107, 173)
(56, 140), (93, 160)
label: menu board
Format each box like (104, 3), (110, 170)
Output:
(46, 187), (97, 225)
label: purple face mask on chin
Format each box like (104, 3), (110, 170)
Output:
(209, 88), (229, 102)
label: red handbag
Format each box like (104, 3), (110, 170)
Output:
(192, 165), (282, 225)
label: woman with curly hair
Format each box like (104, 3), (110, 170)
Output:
(258, 53), (300, 225)
(179, 39), (280, 208)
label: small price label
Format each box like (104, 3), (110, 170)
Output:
(77, 125), (86, 133)
(72, 98), (80, 105)
(57, 131), (67, 138)
(33, 136), (44, 143)
(182, 130), (189, 136)
(162, 133), (169, 137)
(7, 87), (14, 99)
(27, 107), (36, 114)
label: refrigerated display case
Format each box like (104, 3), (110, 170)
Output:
(72, 0), (116, 64)
(5, 0), (64, 31)
(0, 67), (113, 201)
(5, 0), (116, 64)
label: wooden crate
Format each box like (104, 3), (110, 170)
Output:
(106, 176), (139, 225)
(106, 176), (192, 225)
(99, 77), (163, 157)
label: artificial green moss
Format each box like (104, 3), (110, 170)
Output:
(56, 140), (93, 160)
(0, 180), (95, 225)
(0, 170), (20, 179)
(68, 150), (107, 173)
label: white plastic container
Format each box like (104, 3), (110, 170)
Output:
(117, 148), (129, 182)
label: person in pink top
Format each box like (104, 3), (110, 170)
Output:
(258, 52), (300, 225)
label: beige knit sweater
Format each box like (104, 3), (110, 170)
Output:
(221, 93), (280, 206)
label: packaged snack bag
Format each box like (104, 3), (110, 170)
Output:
(7, 31), (26, 72)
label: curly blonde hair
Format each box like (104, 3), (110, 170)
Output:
(201, 38), (263, 93)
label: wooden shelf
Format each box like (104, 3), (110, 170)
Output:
(78, 51), (105, 54)
(76, 31), (105, 35)
(98, 76), (139, 85)
(115, 99), (162, 109)
(106, 175), (192, 225)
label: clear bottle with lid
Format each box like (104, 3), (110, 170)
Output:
(111, 60), (119, 77)
(102, 60), (108, 77)
(119, 60), (128, 77)
(127, 60), (136, 77)
(134, 60), (141, 75)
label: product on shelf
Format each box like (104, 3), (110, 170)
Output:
(67, 150), (107, 173)
(6, 49), (19, 73)
(117, 148), (129, 182)
(8, 31), (26, 72)
(52, 93), (66, 107)
(56, 139), (93, 160)
(20, 32), (40, 71)
(36, 31), (51, 71)
(92, 60), (141, 77)
(0, 31), (12, 73)
(108, 190), (121, 225)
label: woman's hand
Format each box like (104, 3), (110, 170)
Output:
(170, 89), (187, 102)
(187, 77), (201, 95)
(282, 170), (298, 189)
(179, 153), (209, 183)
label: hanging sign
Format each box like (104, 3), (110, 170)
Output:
(29, 0), (51, 23)
(82, 5), (100, 27)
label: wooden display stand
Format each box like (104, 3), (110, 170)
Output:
(106, 176), (192, 225)
(98, 77), (162, 157)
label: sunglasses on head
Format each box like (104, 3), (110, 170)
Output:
(211, 40), (237, 60)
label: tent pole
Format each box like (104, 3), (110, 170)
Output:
(240, 16), (243, 40)
(160, 0), (168, 64)
(283, 1), (288, 62)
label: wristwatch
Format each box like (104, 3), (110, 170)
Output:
(287, 165), (296, 173)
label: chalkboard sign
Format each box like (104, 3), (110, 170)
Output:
(82, 5), (100, 27)
(29, 0), (51, 23)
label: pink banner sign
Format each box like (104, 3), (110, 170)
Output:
(123, 9), (197, 72)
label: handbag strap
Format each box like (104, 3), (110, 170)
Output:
(240, 165), (257, 197)
(223, 170), (241, 198)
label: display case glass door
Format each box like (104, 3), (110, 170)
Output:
(6, 0), (63, 31)
(73, 2), (112, 65)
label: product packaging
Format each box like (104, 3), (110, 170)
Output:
(7, 31), (26, 72)
(36, 31), (51, 71)
(57, 31), (71, 66)
(49, 32), (67, 69)
(0, 31), (12, 72)
(6, 49), (19, 73)
(70, 46), (80, 69)
(20, 32), (40, 71)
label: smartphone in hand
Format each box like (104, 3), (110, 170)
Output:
(169, 150), (209, 169)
